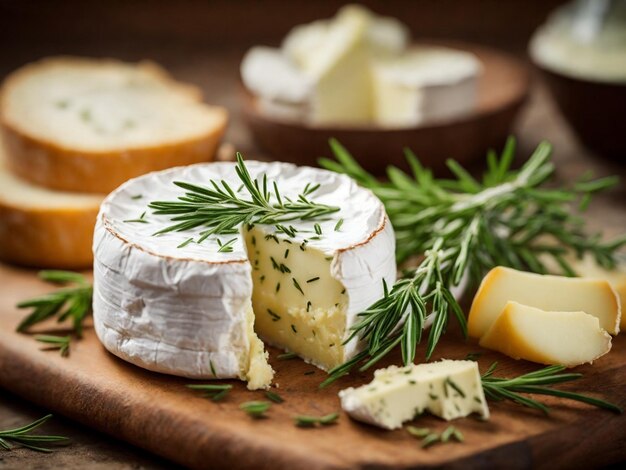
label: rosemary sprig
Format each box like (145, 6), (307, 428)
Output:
(0, 415), (69, 453)
(186, 384), (232, 402)
(481, 363), (622, 414)
(240, 401), (271, 419)
(294, 412), (339, 427)
(16, 271), (92, 337)
(35, 335), (71, 357)
(320, 138), (625, 386)
(149, 153), (340, 242)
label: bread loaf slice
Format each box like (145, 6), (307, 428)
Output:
(0, 143), (104, 268)
(0, 57), (228, 193)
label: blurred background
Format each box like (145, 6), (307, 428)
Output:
(0, 0), (624, 468)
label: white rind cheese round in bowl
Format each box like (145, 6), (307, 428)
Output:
(93, 161), (396, 389)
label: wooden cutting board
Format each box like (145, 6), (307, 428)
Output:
(0, 263), (624, 469)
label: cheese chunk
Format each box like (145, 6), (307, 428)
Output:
(480, 302), (612, 366)
(242, 5), (409, 125)
(1, 57), (228, 193)
(566, 254), (626, 331)
(93, 161), (396, 388)
(0, 144), (103, 268)
(468, 266), (621, 337)
(372, 46), (481, 126)
(339, 360), (489, 430)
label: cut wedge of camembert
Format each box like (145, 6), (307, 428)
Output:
(339, 360), (489, 430)
(468, 266), (621, 338)
(93, 161), (396, 389)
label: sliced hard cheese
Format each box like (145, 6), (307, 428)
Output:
(1, 56), (228, 193)
(480, 301), (612, 367)
(93, 161), (396, 388)
(0, 145), (103, 268)
(339, 360), (489, 430)
(468, 266), (621, 337)
(566, 254), (626, 331)
(372, 46), (481, 126)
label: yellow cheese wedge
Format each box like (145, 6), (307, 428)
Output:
(468, 266), (621, 337)
(479, 301), (612, 367)
(568, 254), (626, 331)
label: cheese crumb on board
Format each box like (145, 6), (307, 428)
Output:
(339, 360), (489, 430)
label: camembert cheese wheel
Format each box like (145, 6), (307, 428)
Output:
(93, 161), (396, 389)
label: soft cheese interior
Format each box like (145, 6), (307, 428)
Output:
(93, 161), (396, 389)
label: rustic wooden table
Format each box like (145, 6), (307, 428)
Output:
(0, 44), (624, 470)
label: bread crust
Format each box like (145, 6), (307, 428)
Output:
(0, 201), (99, 269)
(0, 57), (228, 193)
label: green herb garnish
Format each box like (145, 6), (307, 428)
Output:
(35, 335), (71, 357)
(16, 271), (92, 337)
(0, 415), (69, 453)
(320, 138), (625, 386)
(294, 412), (339, 427)
(149, 154), (339, 242)
(240, 401), (271, 419)
(186, 384), (232, 401)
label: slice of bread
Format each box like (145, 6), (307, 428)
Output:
(0, 57), (228, 193)
(0, 142), (104, 268)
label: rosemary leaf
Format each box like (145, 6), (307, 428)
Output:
(0, 415), (69, 453)
(240, 401), (271, 418)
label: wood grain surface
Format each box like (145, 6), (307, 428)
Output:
(0, 263), (625, 469)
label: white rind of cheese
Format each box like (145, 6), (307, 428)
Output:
(468, 266), (621, 337)
(372, 46), (481, 126)
(479, 301), (612, 367)
(93, 161), (396, 388)
(339, 360), (489, 430)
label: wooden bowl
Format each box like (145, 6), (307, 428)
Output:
(537, 65), (626, 160)
(241, 42), (531, 174)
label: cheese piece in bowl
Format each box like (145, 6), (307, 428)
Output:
(93, 160), (396, 388)
(241, 4), (481, 127)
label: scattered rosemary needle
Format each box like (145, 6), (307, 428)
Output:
(277, 352), (298, 360)
(35, 335), (71, 357)
(0, 415), (69, 453)
(16, 271), (92, 338)
(149, 153), (340, 242)
(406, 426), (430, 438)
(421, 433), (440, 448)
(294, 412), (339, 427)
(186, 384), (233, 402)
(265, 391), (284, 403)
(481, 363), (622, 414)
(320, 138), (626, 386)
(240, 401), (271, 419)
